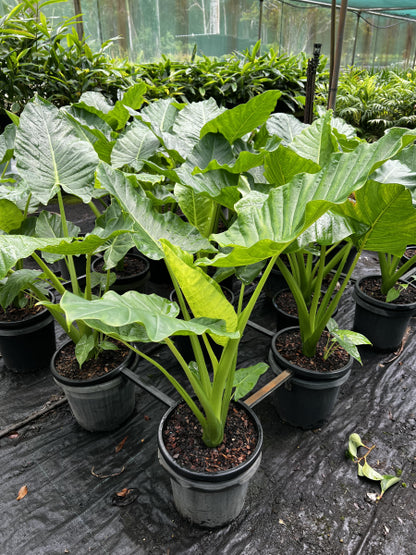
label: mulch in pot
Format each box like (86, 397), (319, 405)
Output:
(163, 401), (258, 473)
(94, 254), (148, 278)
(0, 303), (45, 323)
(53, 340), (130, 381)
(359, 275), (416, 304)
(274, 328), (349, 373)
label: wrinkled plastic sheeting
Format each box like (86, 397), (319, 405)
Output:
(1, 279), (416, 555)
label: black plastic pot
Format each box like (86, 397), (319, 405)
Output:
(269, 327), (352, 429)
(353, 274), (416, 351)
(401, 246), (416, 269)
(0, 295), (56, 373)
(92, 252), (150, 294)
(51, 341), (139, 432)
(157, 400), (263, 527)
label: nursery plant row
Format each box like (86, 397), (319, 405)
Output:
(0, 85), (416, 526)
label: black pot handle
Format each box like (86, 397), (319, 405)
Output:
(120, 367), (176, 407)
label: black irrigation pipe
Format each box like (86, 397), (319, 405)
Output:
(0, 397), (68, 440)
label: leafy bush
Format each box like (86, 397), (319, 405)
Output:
(134, 41), (327, 115)
(0, 0), (135, 124)
(316, 67), (416, 141)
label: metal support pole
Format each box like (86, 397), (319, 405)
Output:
(351, 12), (361, 65)
(328, 0), (336, 107)
(73, 0), (84, 40)
(328, 0), (349, 111)
(258, 0), (264, 42)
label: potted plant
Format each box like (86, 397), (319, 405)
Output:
(55, 101), (416, 524)
(0, 94), (215, 431)
(353, 250), (416, 351)
(0, 187), (56, 372)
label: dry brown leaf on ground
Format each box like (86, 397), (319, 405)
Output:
(116, 488), (131, 497)
(16, 485), (28, 500)
(115, 436), (127, 453)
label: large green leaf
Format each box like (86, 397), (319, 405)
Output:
(0, 182), (38, 213)
(96, 162), (215, 259)
(139, 98), (180, 134)
(34, 211), (81, 263)
(201, 90), (281, 144)
(15, 97), (99, 204)
(174, 164), (240, 209)
(163, 99), (224, 159)
(111, 119), (160, 171)
(0, 236), (72, 278)
(205, 128), (416, 266)
(0, 269), (45, 308)
(60, 290), (239, 343)
(290, 111), (338, 166)
(62, 108), (114, 164)
(264, 144), (320, 186)
(161, 241), (238, 345)
(0, 123), (16, 164)
(233, 362), (269, 400)
(335, 180), (416, 256)
(265, 113), (307, 145)
(174, 183), (217, 238)
(372, 159), (416, 203)
(0, 199), (23, 232)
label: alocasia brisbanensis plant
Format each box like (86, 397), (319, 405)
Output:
(1, 88), (416, 447)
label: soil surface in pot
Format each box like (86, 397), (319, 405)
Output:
(54, 341), (130, 381)
(359, 275), (416, 304)
(275, 328), (349, 372)
(163, 402), (257, 473)
(274, 289), (336, 316)
(0, 302), (45, 323)
(94, 254), (148, 278)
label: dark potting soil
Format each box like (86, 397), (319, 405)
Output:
(274, 289), (298, 316)
(359, 275), (416, 304)
(274, 289), (338, 316)
(53, 340), (130, 381)
(163, 402), (258, 473)
(274, 328), (350, 372)
(0, 302), (45, 323)
(94, 254), (148, 278)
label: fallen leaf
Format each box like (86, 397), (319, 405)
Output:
(91, 465), (125, 479)
(110, 487), (139, 506)
(116, 488), (130, 497)
(144, 415), (150, 421)
(115, 436), (127, 453)
(16, 485), (28, 501)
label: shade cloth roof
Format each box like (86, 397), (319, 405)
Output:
(304, 0), (416, 20)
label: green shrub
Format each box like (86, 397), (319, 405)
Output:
(0, 0), (135, 125)
(316, 67), (416, 141)
(135, 41), (327, 115)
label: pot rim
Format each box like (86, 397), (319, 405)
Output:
(270, 326), (353, 381)
(0, 289), (55, 329)
(50, 338), (139, 387)
(157, 400), (263, 483)
(354, 274), (416, 310)
(92, 251), (150, 280)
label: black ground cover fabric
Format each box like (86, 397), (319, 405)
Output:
(0, 205), (415, 554)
